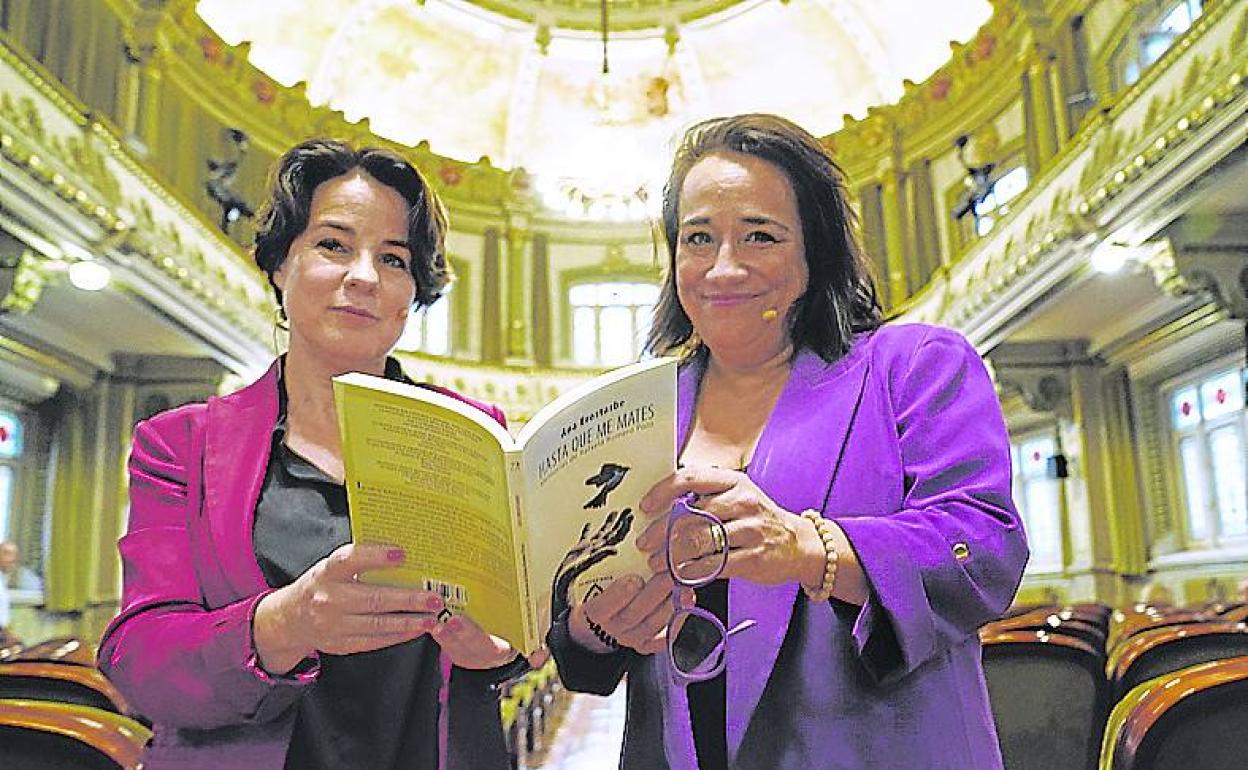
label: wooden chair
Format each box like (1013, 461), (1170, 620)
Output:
(0, 698), (150, 769)
(0, 661), (132, 715)
(1107, 607), (1208, 653)
(13, 637), (97, 666)
(1107, 620), (1248, 700)
(984, 608), (1107, 652)
(981, 629), (1109, 770)
(0, 628), (22, 662)
(1216, 603), (1248, 623)
(1100, 656), (1248, 770)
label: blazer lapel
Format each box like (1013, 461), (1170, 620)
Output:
(726, 348), (870, 762)
(202, 361), (281, 600)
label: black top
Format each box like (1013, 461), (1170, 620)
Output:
(688, 579), (727, 770)
(254, 366), (447, 770)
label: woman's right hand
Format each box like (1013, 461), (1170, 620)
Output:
(253, 543), (445, 675)
(567, 572), (693, 656)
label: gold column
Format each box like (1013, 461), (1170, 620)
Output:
(481, 228), (503, 364)
(856, 182), (890, 308)
(878, 159), (908, 305)
(504, 214), (531, 361)
(1024, 49), (1060, 172)
(530, 233), (551, 368)
(42, 390), (89, 612)
(1100, 369), (1148, 576)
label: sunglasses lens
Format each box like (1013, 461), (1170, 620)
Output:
(670, 611), (726, 678)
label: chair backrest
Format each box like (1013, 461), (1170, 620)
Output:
(13, 637), (96, 666)
(981, 630), (1109, 770)
(0, 662), (131, 714)
(0, 698), (150, 770)
(1102, 656), (1248, 770)
(1109, 622), (1248, 699)
(983, 608), (1107, 653)
(1107, 608), (1208, 653)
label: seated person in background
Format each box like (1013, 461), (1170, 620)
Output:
(99, 140), (524, 770)
(547, 113), (1029, 769)
(0, 540), (42, 592)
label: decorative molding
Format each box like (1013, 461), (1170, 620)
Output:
(895, 1), (1247, 347)
(0, 246), (48, 315)
(990, 340), (1092, 418)
(0, 35), (273, 373)
(1153, 239), (1248, 319)
(393, 350), (601, 424)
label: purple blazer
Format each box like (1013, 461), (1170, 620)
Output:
(98, 361), (509, 770)
(551, 323), (1028, 769)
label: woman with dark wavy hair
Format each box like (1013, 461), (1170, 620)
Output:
(100, 139), (522, 770)
(548, 114), (1028, 769)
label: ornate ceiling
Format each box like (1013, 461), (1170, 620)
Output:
(196, 0), (993, 215)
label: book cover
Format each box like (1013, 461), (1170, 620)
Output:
(333, 357), (676, 654)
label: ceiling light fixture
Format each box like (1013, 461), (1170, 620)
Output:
(68, 260), (111, 291)
(1090, 242), (1138, 274)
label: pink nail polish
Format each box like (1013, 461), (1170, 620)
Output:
(387, 548), (405, 562)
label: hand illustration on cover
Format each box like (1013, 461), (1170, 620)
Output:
(550, 464), (635, 624)
(583, 462), (630, 509)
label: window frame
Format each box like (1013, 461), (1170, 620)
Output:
(1010, 426), (1067, 575)
(1108, 0), (1204, 92)
(1162, 357), (1248, 551)
(564, 279), (659, 367)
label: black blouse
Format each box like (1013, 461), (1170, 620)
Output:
(254, 369), (444, 770)
(253, 362), (520, 770)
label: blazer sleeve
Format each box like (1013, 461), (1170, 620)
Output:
(97, 408), (315, 729)
(545, 611), (634, 695)
(835, 326), (1029, 685)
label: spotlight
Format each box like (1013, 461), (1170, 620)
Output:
(68, 260), (111, 291)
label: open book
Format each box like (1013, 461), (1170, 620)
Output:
(333, 357), (676, 655)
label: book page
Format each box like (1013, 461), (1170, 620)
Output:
(334, 375), (526, 649)
(516, 358), (677, 640)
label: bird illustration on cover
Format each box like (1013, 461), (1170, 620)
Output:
(583, 462), (630, 509)
(550, 462), (636, 622)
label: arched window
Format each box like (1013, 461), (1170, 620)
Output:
(396, 285), (452, 356)
(1011, 431), (1064, 573)
(569, 282), (658, 367)
(1168, 364), (1248, 547)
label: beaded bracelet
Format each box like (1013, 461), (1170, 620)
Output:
(585, 617), (620, 650)
(800, 510), (839, 603)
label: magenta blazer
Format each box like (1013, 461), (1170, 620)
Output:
(551, 323), (1029, 769)
(98, 361), (507, 770)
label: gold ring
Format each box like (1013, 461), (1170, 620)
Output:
(710, 524), (727, 554)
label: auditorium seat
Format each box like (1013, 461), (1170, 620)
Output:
(981, 629), (1108, 770)
(1100, 656), (1248, 770)
(1107, 606), (1208, 652)
(0, 661), (132, 715)
(1107, 620), (1248, 700)
(0, 698), (150, 770)
(0, 629), (22, 662)
(986, 607), (1107, 651)
(1216, 604), (1248, 623)
(12, 637), (96, 666)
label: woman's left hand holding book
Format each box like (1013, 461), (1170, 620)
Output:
(253, 542), (519, 673)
